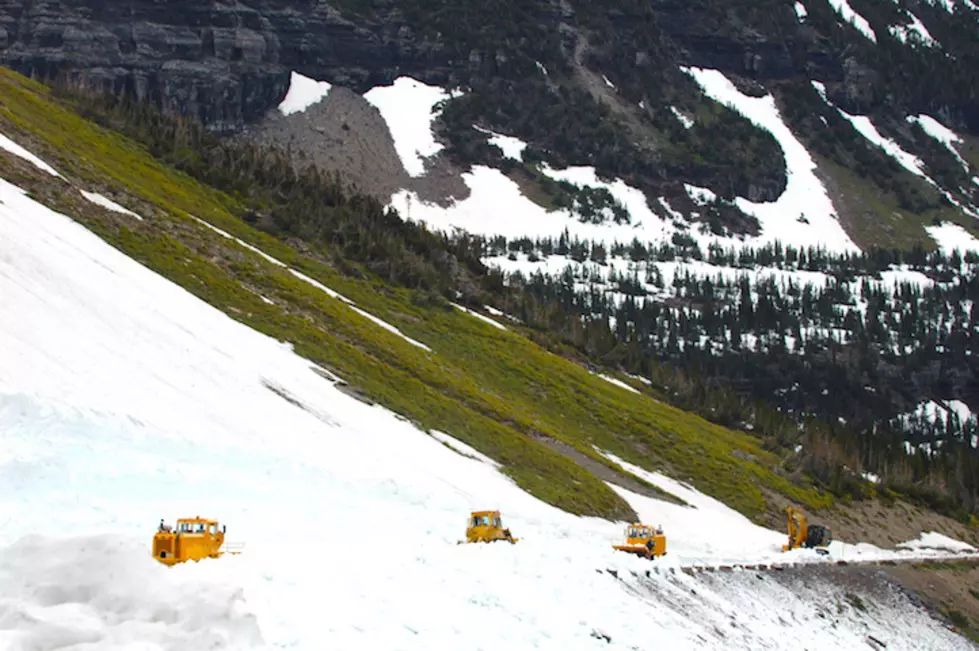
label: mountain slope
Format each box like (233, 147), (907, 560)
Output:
(4, 0), (978, 245)
(2, 100), (978, 651)
(0, 66), (836, 525)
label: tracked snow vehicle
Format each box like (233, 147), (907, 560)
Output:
(460, 510), (518, 544)
(782, 506), (831, 554)
(152, 516), (243, 566)
(613, 523), (667, 559)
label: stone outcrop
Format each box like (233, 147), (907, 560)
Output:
(0, 0), (456, 132)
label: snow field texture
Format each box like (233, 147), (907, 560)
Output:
(363, 77), (459, 177)
(2, 165), (977, 650)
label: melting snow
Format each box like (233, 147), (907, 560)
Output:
(670, 106), (694, 129)
(595, 374), (642, 395)
(889, 12), (939, 47)
(79, 190), (143, 221)
(908, 114), (969, 171)
(451, 302), (508, 331)
(364, 77), (460, 177)
(794, 1), (808, 19)
(683, 67), (860, 254)
(812, 82), (928, 179)
(898, 532), (978, 553)
(278, 71), (332, 116)
(827, 0), (878, 41)
(925, 222), (979, 254)
(474, 125), (528, 161)
(813, 82), (979, 218)
(0, 131), (62, 177)
(191, 214), (432, 352)
(428, 430), (502, 468)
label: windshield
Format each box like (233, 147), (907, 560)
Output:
(177, 522), (207, 533)
(472, 515), (502, 527)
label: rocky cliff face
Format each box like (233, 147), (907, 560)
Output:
(0, 0), (888, 134)
(3, 0), (977, 242)
(0, 0), (457, 132)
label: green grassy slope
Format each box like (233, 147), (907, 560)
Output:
(0, 67), (832, 523)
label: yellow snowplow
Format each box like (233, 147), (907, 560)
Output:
(459, 510), (518, 544)
(612, 523), (667, 559)
(782, 506), (831, 554)
(152, 516), (243, 566)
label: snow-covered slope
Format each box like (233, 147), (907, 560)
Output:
(1, 151), (976, 649)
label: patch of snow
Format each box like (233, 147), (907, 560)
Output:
(684, 183), (718, 206)
(946, 399), (976, 423)
(364, 77), (460, 177)
(683, 68), (860, 254)
(0, 131), (62, 177)
(826, 0), (878, 42)
(908, 114), (969, 171)
(346, 304), (433, 352)
(428, 430), (502, 469)
(278, 71), (332, 116)
(535, 61), (548, 76)
(898, 532), (977, 553)
(889, 12), (939, 47)
(602, 74), (616, 89)
(625, 373), (653, 386)
(191, 214), (432, 352)
(861, 471), (881, 484)
(926, 222), (979, 254)
(794, 1), (808, 19)
(813, 84), (928, 180)
(539, 163), (659, 227)
(814, 82), (979, 218)
(670, 106), (694, 129)
(923, 0), (958, 12)
(901, 400), (976, 431)
(79, 190), (143, 221)
(451, 302), (508, 331)
(473, 125), (527, 161)
(596, 373), (642, 395)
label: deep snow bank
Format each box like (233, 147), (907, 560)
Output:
(0, 534), (263, 650)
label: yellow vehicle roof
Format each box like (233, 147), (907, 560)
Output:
(471, 510), (501, 516)
(176, 516), (219, 525)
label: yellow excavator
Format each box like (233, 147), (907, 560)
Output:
(612, 523), (667, 559)
(459, 510), (518, 544)
(782, 506), (831, 554)
(152, 516), (243, 566)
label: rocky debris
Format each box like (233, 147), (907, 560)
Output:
(237, 84), (469, 206)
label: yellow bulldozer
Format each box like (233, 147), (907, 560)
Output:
(152, 516), (243, 566)
(612, 523), (667, 559)
(782, 506), (831, 554)
(459, 510), (518, 544)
